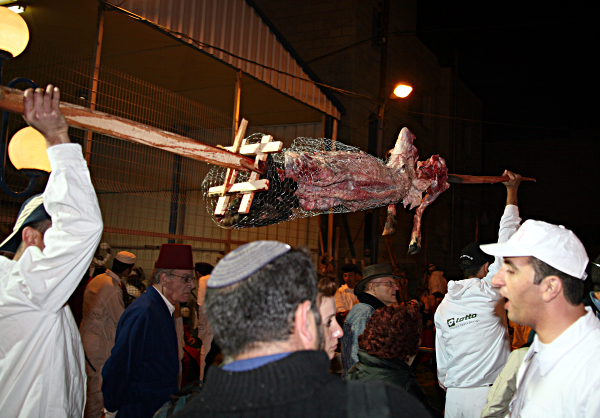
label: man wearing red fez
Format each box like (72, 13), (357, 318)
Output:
(101, 244), (195, 418)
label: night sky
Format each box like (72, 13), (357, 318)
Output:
(415, 2), (600, 256)
(416, 2), (599, 142)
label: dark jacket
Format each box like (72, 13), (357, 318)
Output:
(102, 286), (179, 418)
(346, 349), (440, 417)
(172, 350), (433, 418)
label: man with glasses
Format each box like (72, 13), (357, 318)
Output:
(102, 243), (195, 418)
(341, 263), (400, 375)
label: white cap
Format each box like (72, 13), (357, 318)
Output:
(481, 220), (588, 279)
(115, 251), (136, 265)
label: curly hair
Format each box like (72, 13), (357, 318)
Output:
(358, 305), (422, 362)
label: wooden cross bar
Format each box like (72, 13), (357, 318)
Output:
(211, 121), (283, 218)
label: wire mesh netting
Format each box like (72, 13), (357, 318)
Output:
(203, 136), (413, 229)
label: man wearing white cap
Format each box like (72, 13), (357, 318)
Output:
(0, 86), (103, 418)
(80, 251), (136, 418)
(434, 171), (520, 418)
(482, 219), (600, 417)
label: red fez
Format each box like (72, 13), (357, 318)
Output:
(155, 244), (194, 270)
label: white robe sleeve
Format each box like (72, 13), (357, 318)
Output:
(11, 144), (103, 312)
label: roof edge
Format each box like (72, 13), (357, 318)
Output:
(244, 0), (346, 117)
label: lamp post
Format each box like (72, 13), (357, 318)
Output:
(0, 6), (49, 198)
(370, 81), (413, 265)
(375, 82), (413, 158)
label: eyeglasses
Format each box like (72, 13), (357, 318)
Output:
(370, 280), (398, 288)
(170, 273), (194, 284)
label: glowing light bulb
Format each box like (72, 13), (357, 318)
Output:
(8, 127), (51, 172)
(0, 6), (29, 58)
(393, 83), (413, 98)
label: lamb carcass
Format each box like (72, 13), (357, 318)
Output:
(285, 127), (450, 254)
(284, 149), (412, 212)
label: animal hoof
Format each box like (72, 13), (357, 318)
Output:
(407, 242), (421, 255)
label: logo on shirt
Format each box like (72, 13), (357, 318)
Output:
(447, 313), (477, 328)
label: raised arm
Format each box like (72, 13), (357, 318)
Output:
(13, 85), (103, 312)
(484, 170), (522, 282)
(504, 170), (521, 206)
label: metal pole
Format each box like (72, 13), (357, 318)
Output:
(327, 118), (338, 260)
(371, 0), (390, 265)
(449, 54), (459, 268)
(85, 3), (105, 164)
(232, 69), (242, 139)
(226, 70), (243, 253)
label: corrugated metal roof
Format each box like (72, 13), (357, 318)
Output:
(115, 0), (343, 119)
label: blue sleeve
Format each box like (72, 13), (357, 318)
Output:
(101, 308), (149, 412)
(342, 305), (373, 374)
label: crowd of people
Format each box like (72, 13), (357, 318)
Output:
(1, 85), (599, 418)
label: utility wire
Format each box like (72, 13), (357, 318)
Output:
(100, 0), (373, 100)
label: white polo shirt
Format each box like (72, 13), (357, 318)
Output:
(334, 284), (358, 313)
(509, 307), (600, 417)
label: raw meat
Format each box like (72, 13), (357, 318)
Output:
(285, 127), (450, 254)
(284, 149), (412, 212)
(406, 155), (450, 255)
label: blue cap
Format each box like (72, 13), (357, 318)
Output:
(207, 241), (291, 288)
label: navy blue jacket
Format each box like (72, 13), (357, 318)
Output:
(102, 286), (179, 418)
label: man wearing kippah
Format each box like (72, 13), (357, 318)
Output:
(80, 251), (136, 418)
(434, 171), (521, 418)
(0, 86), (104, 418)
(102, 244), (195, 418)
(482, 220), (600, 416)
(173, 241), (431, 418)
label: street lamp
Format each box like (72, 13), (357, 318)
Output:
(0, 5), (29, 63)
(9, 127), (51, 173)
(376, 82), (413, 157)
(371, 81), (413, 264)
(393, 82), (413, 98)
(0, 6), (46, 198)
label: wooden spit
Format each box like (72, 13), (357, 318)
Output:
(447, 174), (536, 184)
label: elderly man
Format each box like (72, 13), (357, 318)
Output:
(434, 171), (520, 418)
(0, 86), (103, 417)
(102, 243), (195, 418)
(341, 263), (400, 375)
(172, 241), (430, 418)
(80, 251), (136, 418)
(482, 221), (600, 417)
(335, 263), (361, 313)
